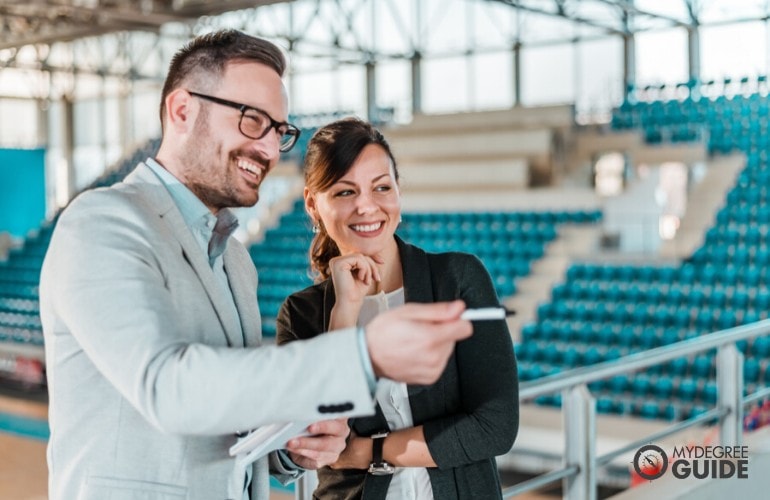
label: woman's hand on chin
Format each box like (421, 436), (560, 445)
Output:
(328, 253), (383, 329)
(329, 253), (383, 304)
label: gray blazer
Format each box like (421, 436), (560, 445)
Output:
(40, 162), (375, 500)
(277, 237), (519, 499)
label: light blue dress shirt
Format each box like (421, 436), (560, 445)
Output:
(145, 158), (303, 499)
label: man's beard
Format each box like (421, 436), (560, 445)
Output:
(180, 114), (265, 210)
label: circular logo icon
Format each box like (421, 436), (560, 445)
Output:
(633, 444), (668, 481)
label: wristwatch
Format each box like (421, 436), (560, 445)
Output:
(367, 431), (395, 475)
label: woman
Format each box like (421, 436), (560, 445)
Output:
(276, 117), (519, 500)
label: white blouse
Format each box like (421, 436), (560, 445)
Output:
(358, 288), (434, 500)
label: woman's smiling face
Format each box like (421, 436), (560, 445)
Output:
(307, 143), (401, 257)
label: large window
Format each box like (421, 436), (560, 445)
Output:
(636, 27), (688, 87)
(470, 51), (513, 110)
(0, 98), (38, 147)
(521, 43), (575, 106)
(422, 56), (470, 113)
(701, 21), (766, 84)
(376, 60), (411, 123)
(576, 37), (623, 121)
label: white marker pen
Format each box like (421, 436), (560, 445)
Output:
(460, 307), (517, 321)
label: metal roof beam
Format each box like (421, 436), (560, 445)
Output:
(486, 0), (626, 37)
(593, 0), (694, 29)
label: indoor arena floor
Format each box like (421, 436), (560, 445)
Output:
(0, 393), (293, 500)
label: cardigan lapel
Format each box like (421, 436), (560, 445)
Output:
(395, 236), (438, 398)
(396, 236), (434, 306)
(321, 279), (336, 332)
(126, 163), (245, 348)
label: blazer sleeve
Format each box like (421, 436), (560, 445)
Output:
(41, 190), (374, 435)
(422, 253), (519, 468)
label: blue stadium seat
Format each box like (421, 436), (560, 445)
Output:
(677, 378), (698, 402)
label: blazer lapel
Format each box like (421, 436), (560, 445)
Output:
(224, 247), (261, 347)
(126, 163), (245, 347)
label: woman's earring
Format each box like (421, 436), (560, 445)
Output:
(399, 215), (403, 223)
(312, 223), (320, 234)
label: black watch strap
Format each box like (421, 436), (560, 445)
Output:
(372, 431), (387, 464)
(368, 431), (395, 475)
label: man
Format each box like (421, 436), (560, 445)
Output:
(39, 30), (472, 500)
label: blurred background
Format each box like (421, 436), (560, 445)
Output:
(2, 1), (770, 498)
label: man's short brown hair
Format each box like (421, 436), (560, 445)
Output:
(159, 29), (286, 131)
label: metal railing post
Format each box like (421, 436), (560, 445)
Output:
(717, 344), (744, 446)
(562, 385), (596, 500)
(295, 470), (318, 500)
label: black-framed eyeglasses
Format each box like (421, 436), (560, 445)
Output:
(188, 91), (300, 152)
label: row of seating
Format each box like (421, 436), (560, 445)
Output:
(399, 226), (558, 243)
(690, 248), (770, 269)
(0, 268), (41, 285)
(0, 311), (40, 329)
(554, 279), (770, 301)
(0, 325), (43, 346)
(615, 90), (770, 127)
(539, 300), (752, 329)
(613, 86), (770, 154)
(401, 210), (602, 225)
(273, 210), (602, 230)
(252, 201), (601, 336)
(521, 318), (765, 352)
(0, 283), (38, 300)
(568, 261), (770, 287)
(626, 75), (768, 99)
(0, 297), (38, 313)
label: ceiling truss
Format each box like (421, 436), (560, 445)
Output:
(0, 0), (769, 98)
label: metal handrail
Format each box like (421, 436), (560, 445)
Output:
(502, 465), (579, 498)
(742, 385), (770, 407)
(595, 407), (727, 467)
(295, 319), (770, 500)
(520, 318), (770, 400)
(504, 318), (770, 499)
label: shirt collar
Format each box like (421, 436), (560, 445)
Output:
(145, 157), (239, 263)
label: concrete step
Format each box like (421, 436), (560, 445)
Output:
(659, 153), (744, 259)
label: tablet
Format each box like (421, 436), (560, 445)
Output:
(229, 421), (314, 464)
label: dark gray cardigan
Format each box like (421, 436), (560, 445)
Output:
(276, 237), (519, 500)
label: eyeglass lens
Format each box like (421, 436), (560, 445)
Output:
(240, 109), (295, 150)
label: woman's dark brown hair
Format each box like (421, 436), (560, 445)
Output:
(304, 117), (399, 280)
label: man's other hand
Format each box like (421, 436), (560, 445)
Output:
(285, 418), (350, 470)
